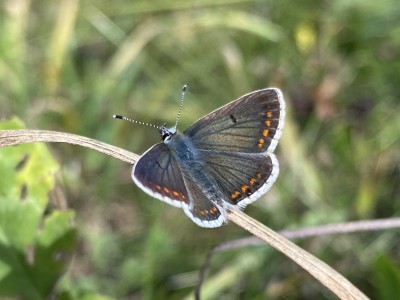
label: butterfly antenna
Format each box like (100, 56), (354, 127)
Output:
(174, 84), (187, 129)
(113, 114), (160, 129)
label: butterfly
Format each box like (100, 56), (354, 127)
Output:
(114, 87), (285, 228)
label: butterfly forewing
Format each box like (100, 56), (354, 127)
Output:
(184, 88), (285, 154)
(132, 143), (189, 208)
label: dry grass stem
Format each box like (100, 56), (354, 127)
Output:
(1, 129), (369, 299)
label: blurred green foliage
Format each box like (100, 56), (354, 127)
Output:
(0, 118), (76, 299)
(0, 0), (399, 299)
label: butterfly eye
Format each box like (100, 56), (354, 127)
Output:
(163, 134), (172, 142)
(159, 125), (175, 143)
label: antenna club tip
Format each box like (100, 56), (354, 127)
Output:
(113, 114), (123, 119)
(182, 84), (187, 91)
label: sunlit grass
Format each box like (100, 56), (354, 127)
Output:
(1, 0), (399, 298)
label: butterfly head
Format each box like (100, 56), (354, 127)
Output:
(113, 85), (186, 143)
(159, 124), (176, 143)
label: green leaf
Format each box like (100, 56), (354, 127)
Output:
(32, 211), (76, 296)
(374, 254), (400, 300)
(0, 118), (76, 299)
(0, 117), (59, 249)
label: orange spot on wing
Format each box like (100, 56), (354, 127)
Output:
(155, 185), (161, 190)
(265, 120), (271, 127)
(263, 129), (269, 137)
(241, 185), (249, 193)
(200, 209), (215, 215)
(266, 111), (272, 118)
(250, 178), (257, 185)
(258, 138), (265, 148)
(172, 191), (179, 197)
(163, 187), (170, 194)
(231, 191), (241, 200)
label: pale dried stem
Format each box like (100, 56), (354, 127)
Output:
(1, 129), (370, 299)
(227, 210), (369, 299)
(0, 129), (139, 164)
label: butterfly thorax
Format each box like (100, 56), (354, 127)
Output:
(165, 131), (198, 164)
(164, 131), (225, 205)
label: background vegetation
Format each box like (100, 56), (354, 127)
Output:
(0, 0), (399, 299)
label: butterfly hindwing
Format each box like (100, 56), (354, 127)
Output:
(198, 150), (279, 208)
(180, 172), (226, 228)
(184, 88), (285, 154)
(132, 143), (189, 208)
